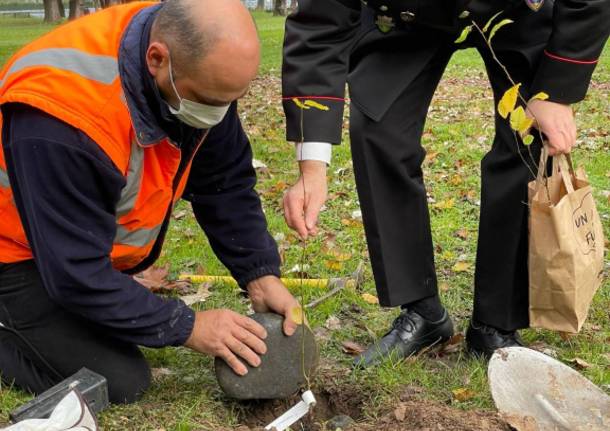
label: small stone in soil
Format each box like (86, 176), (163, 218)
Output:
(326, 415), (355, 430)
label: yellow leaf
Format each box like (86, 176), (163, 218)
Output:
(509, 106), (534, 134)
(303, 100), (329, 111)
(432, 199), (455, 210)
(290, 306), (304, 325)
(361, 293), (379, 304)
(522, 134), (534, 146)
(292, 98), (310, 110)
(325, 260), (343, 271)
(497, 83), (521, 119)
(452, 388), (476, 402)
(454, 25), (472, 44)
(326, 249), (352, 261)
(488, 19), (513, 43)
(530, 92), (549, 102)
(450, 175), (463, 185)
(452, 261), (471, 272)
(482, 11), (503, 33)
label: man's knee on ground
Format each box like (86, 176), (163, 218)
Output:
(105, 358), (151, 404)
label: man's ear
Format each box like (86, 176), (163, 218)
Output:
(146, 41), (169, 77)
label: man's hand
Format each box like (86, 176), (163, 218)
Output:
(184, 309), (267, 376)
(247, 275), (301, 336)
(526, 99), (577, 156)
(283, 160), (327, 240)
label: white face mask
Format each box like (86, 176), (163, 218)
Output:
(167, 58), (230, 129)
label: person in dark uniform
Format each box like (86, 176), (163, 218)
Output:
(281, 0), (609, 366)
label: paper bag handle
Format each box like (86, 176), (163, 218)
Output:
(535, 146), (575, 195)
(554, 154), (575, 194)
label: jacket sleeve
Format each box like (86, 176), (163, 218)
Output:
(1, 103), (195, 347)
(282, 0), (362, 144)
(183, 103), (281, 289)
(530, 0), (610, 104)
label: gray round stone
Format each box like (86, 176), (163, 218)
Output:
(326, 415), (355, 430)
(214, 312), (318, 399)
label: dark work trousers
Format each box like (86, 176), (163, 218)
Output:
(349, 16), (549, 331)
(0, 260), (150, 403)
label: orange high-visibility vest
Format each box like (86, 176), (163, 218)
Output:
(0, 2), (203, 271)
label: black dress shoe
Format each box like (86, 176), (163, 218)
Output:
(465, 320), (523, 359)
(354, 309), (454, 368)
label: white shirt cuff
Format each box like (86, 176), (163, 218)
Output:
(295, 142), (332, 165)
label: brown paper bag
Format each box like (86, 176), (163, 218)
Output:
(528, 149), (605, 333)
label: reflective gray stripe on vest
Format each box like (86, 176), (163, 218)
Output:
(114, 224), (163, 247)
(115, 140), (144, 218)
(0, 168), (9, 188)
(0, 48), (118, 88)
(114, 140), (162, 247)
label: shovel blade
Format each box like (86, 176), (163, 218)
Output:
(489, 347), (610, 431)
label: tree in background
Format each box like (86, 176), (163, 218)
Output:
(43, 0), (61, 22)
(56, 0), (65, 17)
(69, 0), (84, 20)
(97, 0), (136, 8)
(273, 0), (285, 16)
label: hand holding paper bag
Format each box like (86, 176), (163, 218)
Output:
(528, 148), (605, 333)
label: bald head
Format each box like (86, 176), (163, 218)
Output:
(147, 0), (260, 108)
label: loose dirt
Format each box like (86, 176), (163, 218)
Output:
(232, 374), (509, 431)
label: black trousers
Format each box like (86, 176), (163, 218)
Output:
(349, 25), (546, 331)
(0, 261), (150, 403)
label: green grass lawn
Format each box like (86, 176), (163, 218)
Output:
(0, 11), (609, 430)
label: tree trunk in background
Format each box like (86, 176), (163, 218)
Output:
(273, 0), (285, 16)
(43, 0), (62, 22)
(257, 0), (265, 10)
(56, 0), (65, 18)
(289, 0), (297, 11)
(69, 0), (83, 20)
(98, 0), (121, 7)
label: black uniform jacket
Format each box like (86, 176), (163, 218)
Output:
(282, 0), (610, 144)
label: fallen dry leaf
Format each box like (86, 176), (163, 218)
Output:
(424, 151), (439, 165)
(172, 209), (187, 220)
(452, 388), (476, 402)
(439, 282), (450, 292)
(432, 199), (455, 210)
(452, 261), (471, 272)
(151, 368), (173, 380)
(134, 264), (169, 291)
(341, 218), (363, 227)
(455, 229), (469, 240)
(439, 333), (464, 355)
(324, 260), (344, 271)
(341, 340), (366, 356)
(361, 293), (379, 304)
(569, 357), (592, 369)
(134, 265), (193, 294)
(324, 249), (352, 261)
(394, 403), (407, 422)
(180, 283), (212, 306)
(324, 315), (342, 331)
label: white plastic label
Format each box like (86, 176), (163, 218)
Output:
(265, 390), (316, 431)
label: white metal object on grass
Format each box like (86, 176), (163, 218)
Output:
(264, 390), (316, 431)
